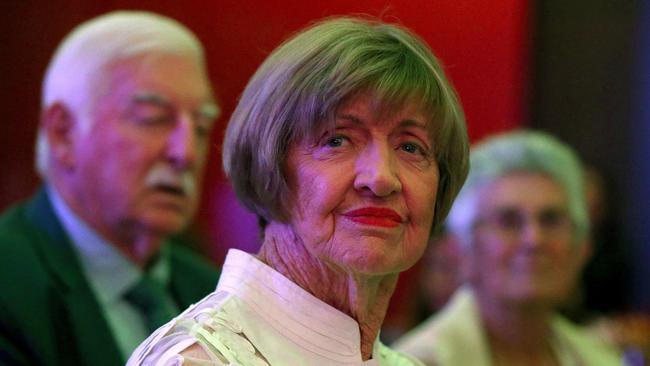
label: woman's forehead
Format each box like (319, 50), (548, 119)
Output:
(295, 88), (438, 144)
(477, 172), (568, 210)
(336, 91), (435, 131)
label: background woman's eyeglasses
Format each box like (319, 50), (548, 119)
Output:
(473, 207), (574, 239)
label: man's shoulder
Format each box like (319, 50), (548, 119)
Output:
(0, 195), (68, 362)
(0, 189), (57, 245)
(0, 197), (48, 264)
(0, 198), (33, 238)
(0, 190), (75, 310)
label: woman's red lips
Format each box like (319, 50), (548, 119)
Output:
(344, 207), (403, 228)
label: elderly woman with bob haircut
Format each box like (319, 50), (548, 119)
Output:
(129, 16), (468, 366)
(395, 131), (622, 365)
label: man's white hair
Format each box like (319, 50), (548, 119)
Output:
(36, 10), (206, 176)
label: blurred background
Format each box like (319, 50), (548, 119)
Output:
(1, 0), (647, 328)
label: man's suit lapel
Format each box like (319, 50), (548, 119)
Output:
(25, 189), (124, 365)
(167, 243), (219, 309)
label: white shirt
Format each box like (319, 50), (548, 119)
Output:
(48, 186), (174, 358)
(128, 249), (423, 366)
(394, 287), (624, 366)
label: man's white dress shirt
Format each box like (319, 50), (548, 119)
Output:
(49, 187), (174, 358)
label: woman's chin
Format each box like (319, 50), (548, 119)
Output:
(332, 250), (413, 276)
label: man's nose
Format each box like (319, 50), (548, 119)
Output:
(166, 112), (197, 170)
(353, 142), (402, 197)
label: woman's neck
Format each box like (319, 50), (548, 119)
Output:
(476, 289), (558, 366)
(257, 223), (398, 361)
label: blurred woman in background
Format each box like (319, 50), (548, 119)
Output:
(395, 131), (622, 366)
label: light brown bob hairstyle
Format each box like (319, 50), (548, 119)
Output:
(223, 16), (469, 232)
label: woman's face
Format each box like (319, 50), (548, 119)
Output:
(467, 172), (588, 307)
(285, 92), (440, 276)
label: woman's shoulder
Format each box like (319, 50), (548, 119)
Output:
(127, 291), (270, 366)
(392, 288), (489, 366)
(552, 315), (624, 365)
(376, 342), (428, 366)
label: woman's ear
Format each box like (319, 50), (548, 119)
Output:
(458, 241), (474, 284)
(41, 102), (77, 170)
(574, 236), (593, 272)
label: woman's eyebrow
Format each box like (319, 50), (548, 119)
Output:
(335, 113), (363, 125)
(335, 113), (430, 135)
(398, 118), (428, 130)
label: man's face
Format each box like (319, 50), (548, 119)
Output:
(68, 54), (217, 244)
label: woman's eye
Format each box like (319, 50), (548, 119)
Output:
(325, 136), (346, 147)
(400, 142), (423, 154)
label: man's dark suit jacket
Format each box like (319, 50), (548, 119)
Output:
(0, 189), (220, 366)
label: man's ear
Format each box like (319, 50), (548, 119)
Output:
(41, 102), (77, 170)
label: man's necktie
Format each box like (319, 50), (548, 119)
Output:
(124, 275), (178, 333)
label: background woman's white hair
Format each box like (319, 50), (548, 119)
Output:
(446, 130), (589, 248)
(36, 10), (205, 176)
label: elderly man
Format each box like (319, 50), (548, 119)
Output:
(0, 11), (220, 366)
(395, 131), (622, 365)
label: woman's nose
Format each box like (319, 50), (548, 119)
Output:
(353, 142), (402, 197)
(519, 217), (545, 248)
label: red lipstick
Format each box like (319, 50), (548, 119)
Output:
(344, 207), (403, 228)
